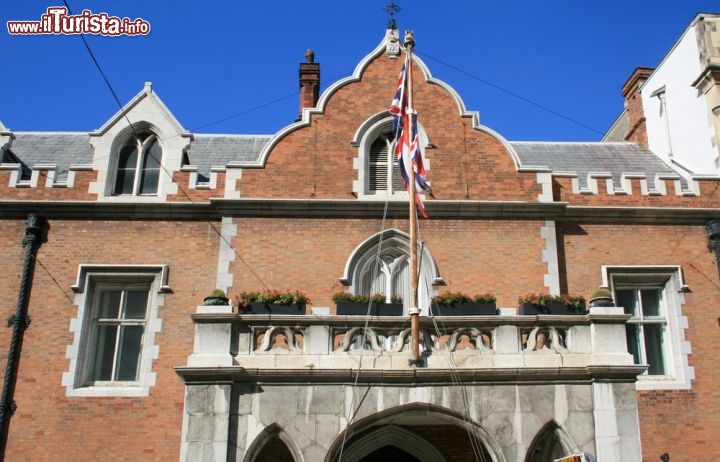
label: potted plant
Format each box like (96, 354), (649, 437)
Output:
(589, 288), (614, 307)
(430, 291), (497, 315)
(518, 292), (586, 315)
(203, 289), (229, 306)
(333, 292), (404, 316)
(233, 288), (310, 314)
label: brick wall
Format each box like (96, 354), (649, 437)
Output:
(0, 220), (220, 461)
(560, 222), (720, 460)
(229, 217), (549, 309)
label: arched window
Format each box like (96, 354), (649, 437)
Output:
(113, 132), (161, 196)
(369, 132), (405, 195)
(341, 229), (441, 314)
(352, 113), (430, 198)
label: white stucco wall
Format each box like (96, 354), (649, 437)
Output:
(642, 23), (717, 174)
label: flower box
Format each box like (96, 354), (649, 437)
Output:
(430, 302), (497, 316)
(519, 302), (586, 315)
(336, 302), (404, 316)
(246, 302), (306, 315)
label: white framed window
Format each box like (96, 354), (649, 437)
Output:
(113, 131), (162, 196)
(64, 264), (169, 397)
(341, 229), (442, 314)
(603, 265), (694, 390)
(85, 283), (149, 383)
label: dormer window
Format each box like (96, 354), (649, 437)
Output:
(368, 132), (405, 195)
(113, 132), (161, 196)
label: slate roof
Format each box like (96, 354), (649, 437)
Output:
(6, 133), (93, 181)
(186, 135), (272, 176)
(510, 141), (685, 190)
(2, 133), (688, 190)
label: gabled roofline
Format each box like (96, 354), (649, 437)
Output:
(90, 82), (189, 138)
(253, 30), (521, 169)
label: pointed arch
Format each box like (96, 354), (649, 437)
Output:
(244, 422), (303, 462)
(525, 421), (578, 462)
(326, 402), (504, 462)
(339, 228), (442, 314)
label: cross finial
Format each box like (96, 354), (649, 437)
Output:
(384, 1), (401, 29)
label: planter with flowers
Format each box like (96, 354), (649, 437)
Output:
(234, 288), (310, 314)
(518, 293), (586, 315)
(333, 292), (404, 316)
(430, 292), (497, 316)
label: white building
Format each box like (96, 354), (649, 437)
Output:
(604, 13), (720, 176)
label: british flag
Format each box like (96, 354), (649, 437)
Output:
(390, 53), (431, 218)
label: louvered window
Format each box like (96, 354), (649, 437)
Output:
(368, 133), (405, 194)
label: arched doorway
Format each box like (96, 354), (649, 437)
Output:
(327, 404), (503, 462)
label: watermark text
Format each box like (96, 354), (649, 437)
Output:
(7, 7), (150, 36)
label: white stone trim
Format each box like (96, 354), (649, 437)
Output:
(62, 264), (168, 397)
(214, 217), (237, 296)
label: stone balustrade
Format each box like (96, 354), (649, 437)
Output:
(179, 305), (640, 384)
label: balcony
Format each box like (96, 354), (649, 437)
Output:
(176, 305), (644, 385)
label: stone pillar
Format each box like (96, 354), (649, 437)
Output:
(180, 384), (231, 462)
(593, 382), (642, 460)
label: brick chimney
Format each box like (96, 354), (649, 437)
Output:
(299, 49), (320, 117)
(621, 67), (654, 149)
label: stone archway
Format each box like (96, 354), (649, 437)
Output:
(326, 402), (503, 462)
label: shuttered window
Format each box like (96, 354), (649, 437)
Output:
(368, 134), (405, 194)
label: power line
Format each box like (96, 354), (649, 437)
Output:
(416, 50), (605, 136)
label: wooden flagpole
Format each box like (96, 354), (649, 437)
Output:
(404, 31), (421, 367)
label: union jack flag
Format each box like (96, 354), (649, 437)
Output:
(390, 53), (431, 218)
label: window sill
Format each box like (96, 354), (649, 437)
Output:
(65, 383), (150, 398)
(635, 374), (692, 391)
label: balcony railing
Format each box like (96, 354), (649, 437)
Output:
(176, 306), (645, 385)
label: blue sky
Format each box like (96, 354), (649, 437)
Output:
(3, 1), (718, 141)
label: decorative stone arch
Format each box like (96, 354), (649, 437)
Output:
(525, 421), (579, 462)
(325, 402), (505, 462)
(339, 228), (442, 314)
(243, 422), (304, 462)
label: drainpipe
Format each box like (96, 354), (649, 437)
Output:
(706, 219), (720, 279)
(0, 215), (47, 461)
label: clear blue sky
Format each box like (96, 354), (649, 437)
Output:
(3, 1), (718, 141)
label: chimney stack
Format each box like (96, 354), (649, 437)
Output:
(621, 67), (653, 149)
(299, 49), (320, 117)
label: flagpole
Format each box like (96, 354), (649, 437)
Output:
(404, 31), (421, 367)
